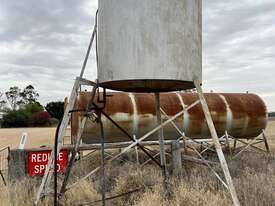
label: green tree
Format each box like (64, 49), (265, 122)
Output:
(24, 102), (44, 114)
(20, 85), (39, 104)
(1, 109), (31, 128)
(5, 86), (21, 110)
(45, 101), (64, 120)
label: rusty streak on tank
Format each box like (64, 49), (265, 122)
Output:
(71, 92), (267, 144)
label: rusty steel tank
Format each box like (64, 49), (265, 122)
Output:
(71, 92), (267, 144)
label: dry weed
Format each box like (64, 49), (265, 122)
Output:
(0, 151), (274, 206)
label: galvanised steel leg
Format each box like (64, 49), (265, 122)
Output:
(155, 93), (169, 191)
(194, 80), (240, 206)
(99, 113), (106, 206)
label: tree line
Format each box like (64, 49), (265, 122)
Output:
(0, 85), (64, 128)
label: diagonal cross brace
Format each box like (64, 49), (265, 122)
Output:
(64, 100), (200, 191)
(194, 80), (240, 206)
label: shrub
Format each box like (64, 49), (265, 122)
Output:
(24, 102), (43, 114)
(1, 110), (31, 128)
(31, 111), (51, 126)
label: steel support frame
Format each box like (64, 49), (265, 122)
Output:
(194, 80), (240, 206)
(34, 10), (99, 205)
(155, 92), (169, 191)
(34, 7), (240, 206)
(35, 81), (242, 206)
(231, 130), (270, 159)
(61, 100), (201, 193)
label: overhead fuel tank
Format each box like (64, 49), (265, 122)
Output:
(71, 92), (267, 144)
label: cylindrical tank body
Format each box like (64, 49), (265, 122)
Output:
(97, 0), (202, 92)
(71, 92), (267, 144)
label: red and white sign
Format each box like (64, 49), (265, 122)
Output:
(27, 150), (68, 176)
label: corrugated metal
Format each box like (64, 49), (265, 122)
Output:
(71, 92), (267, 143)
(97, 0), (202, 92)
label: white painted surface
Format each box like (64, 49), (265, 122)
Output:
(97, 0), (202, 84)
(18, 132), (27, 149)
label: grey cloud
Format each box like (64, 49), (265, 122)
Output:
(203, 0), (275, 111)
(0, 0), (274, 111)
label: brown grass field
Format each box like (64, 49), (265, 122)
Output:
(0, 119), (274, 206)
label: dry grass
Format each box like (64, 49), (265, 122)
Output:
(0, 151), (275, 206)
(0, 120), (274, 205)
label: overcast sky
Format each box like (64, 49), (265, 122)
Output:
(0, 0), (274, 111)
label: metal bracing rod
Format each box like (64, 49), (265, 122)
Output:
(0, 169), (6, 186)
(65, 100), (200, 191)
(99, 114), (106, 206)
(79, 10), (98, 78)
(186, 145), (229, 190)
(58, 139), (220, 151)
(233, 138), (264, 149)
(0, 146), (9, 153)
(134, 135), (140, 165)
(35, 10), (99, 204)
(155, 93), (168, 178)
(34, 77), (81, 205)
(160, 109), (217, 153)
(141, 152), (160, 167)
(94, 103), (162, 168)
(231, 137), (268, 159)
(262, 130), (270, 153)
(104, 152), (136, 164)
(59, 117), (87, 195)
(229, 134), (267, 152)
(194, 80), (240, 206)
(198, 135), (227, 155)
(155, 93), (170, 196)
(160, 109), (229, 189)
(141, 148), (172, 167)
(232, 136), (259, 159)
(225, 131), (232, 157)
(60, 78), (98, 196)
(250, 140), (265, 145)
(160, 108), (217, 154)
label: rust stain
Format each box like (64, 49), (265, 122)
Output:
(72, 92), (267, 143)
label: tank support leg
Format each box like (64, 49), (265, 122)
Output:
(229, 130), (270, 158)
(99, 113), (106, 206)
(194, 80), (240, 206)
(133, 135), (140, 165)
(171, 140), (182, 175)
(225, 131), (233, 158)
(155, 93), (169, 192)
(233, 138), (237, 153)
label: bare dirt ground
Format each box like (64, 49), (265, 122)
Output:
(0, 127), (71, 149)
(0, 119), (274, 150)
